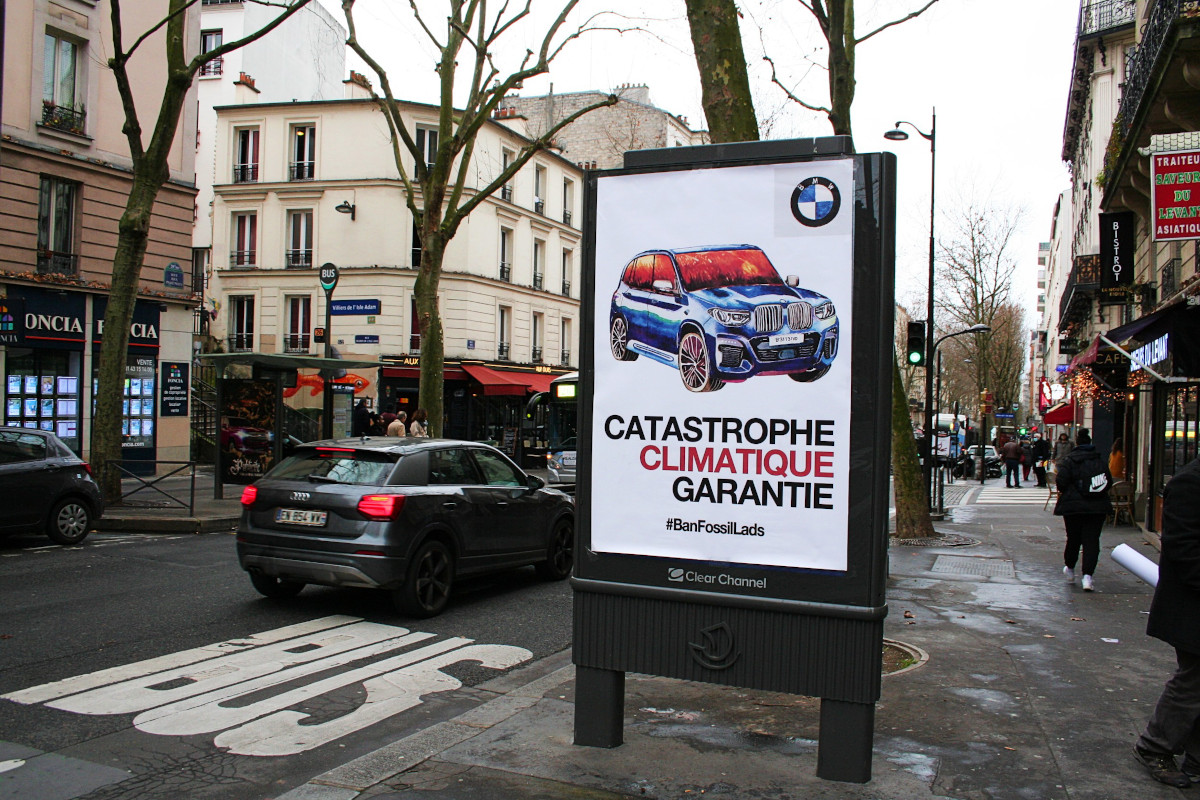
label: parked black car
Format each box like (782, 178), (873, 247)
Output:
(236, 438), (575, 618)
(0, 426), (104, 545)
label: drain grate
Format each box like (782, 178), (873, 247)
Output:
(931, 554), (1017, 578)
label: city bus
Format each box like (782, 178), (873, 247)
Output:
(526, 372), (578, 484)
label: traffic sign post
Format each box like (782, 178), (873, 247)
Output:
(320, 263), (339, 439)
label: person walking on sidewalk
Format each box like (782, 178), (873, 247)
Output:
(1054, 431), (1074, 466)
(1053, 429), (1112, 592)
(1002, 438), (1025, 488)
(1031, 434), (1051, 487)
(1133, 455), (1200, 788)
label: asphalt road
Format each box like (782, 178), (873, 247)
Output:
(0, 530), (573, 800)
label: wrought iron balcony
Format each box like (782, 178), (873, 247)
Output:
(199, 58), (224, 77)
(233, 163), (258, 183)
(534, 199), (545, 215)
(560, 349), (570, 365)
(561, 279), (571, 297)
(283, 334), (310, 353)
(409, 335), (421, 354)
(40, 102), (85, 135)
(499, 262), (511, 282)
(285, 249), (313, 269)
(498, 342), (511, 361)
(230, 251), (257, 269)
(1058, 254), (1101, 334)
(533, 272), (543, 290)
(1110, 0), (1182, 174)
(563, 209), (573, 226)
(37, 250), (78, 276)
(501, 185), (513, 202)
(227, 333), (254, 352)
(289, 160), (315, 181)
(1078, 0), (1135, 38)
(1162, 257), (1180, 299)
(532, 346), (543, 364)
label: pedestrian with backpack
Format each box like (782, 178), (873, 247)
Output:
(1053, 429), (1113, 592)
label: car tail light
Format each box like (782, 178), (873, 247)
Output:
(355, 550), (386, 557)
(357, 494), (405, 520)
(81, 462), (94, 477)
(240, 485), (258, 506)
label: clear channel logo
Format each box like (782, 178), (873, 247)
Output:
(667, 566), (766, 590)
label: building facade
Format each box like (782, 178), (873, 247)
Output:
(0, 0), (201, 466)
(207, 88), (581, 458)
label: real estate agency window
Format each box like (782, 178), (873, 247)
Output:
(290, 124), (316, 180)
(498, 306), (511, 360)
(234, 127), (259, 182)
(416, 127), (438, 172)
(37, 176), (78, 275)
(287, 210), (313, 268)
(229, 295), (255, 351)
(285, 296), (311, 353)
(231, 212), (257, 267)
(4, 350), (82, 452)
(199, 30), (223, 76)
(42, 32), (84, 134)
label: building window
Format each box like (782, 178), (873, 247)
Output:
(532, 313), (543, 363)
(533, 239), (544, 290)
(561, 318), (572, 365)
(234, 127), (259, 182)
(290, 124), (315, 180)
(498, 306), (511, 361)
(561, 249), (572, 296)
(286, 210), (313, 268)
(562, 179), (574, 226)
(411, 218), (423, 267)
(231, 212), (257, 268)
(41, 33), (84, 135)
(37, 177), (78, 275)
(499, 227), (512, 282)
(409, 297), (421, 354)
(500, 149), (514, 201)
(533, 165), (546, 214)
(285, 296), (311, 352)
(229, 296), (255, 351)
(199, 30), (223, 76)
(416, 127), (438, 173)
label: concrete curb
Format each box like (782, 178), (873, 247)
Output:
(93, 516), (238, 534)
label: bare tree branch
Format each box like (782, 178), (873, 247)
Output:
(764, 53), (831, 115)
(856, 0), (940, 44)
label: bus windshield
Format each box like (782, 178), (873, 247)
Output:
(545, 378), (578, 452)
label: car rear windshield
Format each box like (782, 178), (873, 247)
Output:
(266, 448), (398, 485)
(674, 248), (783, 291)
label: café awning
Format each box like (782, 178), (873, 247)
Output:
(462, 364), (555, 396)
(1043, 399), (1076, 425)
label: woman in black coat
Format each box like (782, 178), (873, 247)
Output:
(1053, 429), (1112, 591)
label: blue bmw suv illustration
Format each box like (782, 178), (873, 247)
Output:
(609, 245), (838, 392)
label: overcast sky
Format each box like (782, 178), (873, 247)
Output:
(322, 0), (1082, 325)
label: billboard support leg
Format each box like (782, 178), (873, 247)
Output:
(573, 666), (624, 748)
(816, 698), (874, 783)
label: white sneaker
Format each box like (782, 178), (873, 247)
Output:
(1063, 566), (1075, 584)
(1082, 575), (1094, 592)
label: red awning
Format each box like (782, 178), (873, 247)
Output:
(462, 363), (548, 396)
(1067, 336), (1100, 371)
(1043, 398), (1077, 425)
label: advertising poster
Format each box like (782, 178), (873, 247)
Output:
(220, 379), (277, 485)
(591, 160), (854, 572)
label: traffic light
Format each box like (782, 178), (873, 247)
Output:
(905, 321), (927, 366)
(980, 390), (994, 415)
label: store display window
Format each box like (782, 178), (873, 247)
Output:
(4, 351), (81, 450)
(1162, 385), (1199, 486)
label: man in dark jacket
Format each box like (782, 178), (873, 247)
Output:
(1134, 456), (1200, 787)
(1030, 434), (1052, 487)
(1001, 438), (1024, 488)
(350, 399), (370, 437)
(1053, 429), (1112, 592)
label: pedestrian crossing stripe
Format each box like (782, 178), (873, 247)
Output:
(974, 487), (1054, 506)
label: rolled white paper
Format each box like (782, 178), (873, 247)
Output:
(1111, 543), (1159, 587)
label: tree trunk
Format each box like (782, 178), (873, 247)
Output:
(826, 0), (855, 137)
(684, 0), (759, 143)
(415, 225), (446, 438)
(892, 357), (934, 539)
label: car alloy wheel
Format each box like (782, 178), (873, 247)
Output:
(397, 540), (454, 618)
(610, 316), (638, 361)
(46, 498), (91, 545)
(678, 331), (723, 392)
(536, 517), (574, 580)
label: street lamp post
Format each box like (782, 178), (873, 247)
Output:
(931, 324), (990, 513)
(885, 109), (937, 508)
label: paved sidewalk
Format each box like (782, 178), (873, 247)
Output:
(279, 477), (1177, 800)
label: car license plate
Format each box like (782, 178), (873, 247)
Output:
(276, 508), (328, 526)
(768, 333), (806, 347)
(562, 454), (576, 467)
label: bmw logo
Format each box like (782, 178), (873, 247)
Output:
(790, 176), (841, 227)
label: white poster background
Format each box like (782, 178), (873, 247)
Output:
(591, 160), (855, 572)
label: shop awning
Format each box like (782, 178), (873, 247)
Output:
(1043, 399), (1076, 425)
(462, 363), (553, 396)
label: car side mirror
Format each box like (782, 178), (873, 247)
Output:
(527, 474), (545, 490)
(652, 279), (676, 294)
(785, 275), (799, 287)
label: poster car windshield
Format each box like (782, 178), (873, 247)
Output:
(592, 160), (854, 572)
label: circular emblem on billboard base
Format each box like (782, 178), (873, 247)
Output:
(790, 177), (841, 227)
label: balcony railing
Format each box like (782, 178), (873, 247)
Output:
(560, 349), (570, 365)
(533, 272), (543, 290)
(37, 250), (78, 276)
(283, 333), (310, 353)
(532, 346), (543, 363)
(409, 335), (421, 355)
(1162, 257), (1180, 299)
(563, 209), (573, 226)
(498, 342), (511, 361)
(233, 163), (259, 183)
(1110, 0), (1180, 173)
(534, 199), (545, 215)
(1078, 0), (1135, 38)
(561, 279), (571, 297)
(289, 161), (315, 181)
(40, 102), (86, 135)
(501, 185), (513, 202)
(285, 249), (313, 269)
(227, 333), (254, 352)
(499, 262), (511, 282)
(230, 251), (257, 269)
(1058, 254), (1101, 334)
(199, 58), (224, 77)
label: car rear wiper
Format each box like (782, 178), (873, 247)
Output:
(307, 474), (342, 484)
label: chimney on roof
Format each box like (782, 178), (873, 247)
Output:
(233, 72), (260, 103)
(344, 70), (374, 99)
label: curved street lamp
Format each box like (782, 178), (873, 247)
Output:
(885, 109), (938, 507)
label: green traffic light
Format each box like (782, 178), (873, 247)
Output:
(908, 351), (922, 364)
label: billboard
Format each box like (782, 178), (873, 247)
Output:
(1152, 149), (1200, 241)
(589, 160), (854, 572)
